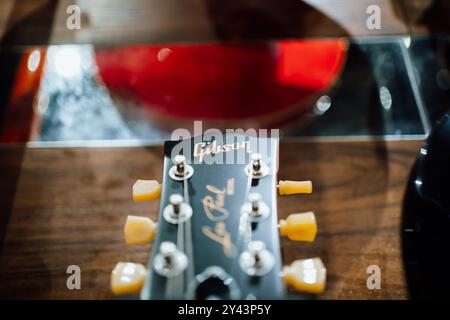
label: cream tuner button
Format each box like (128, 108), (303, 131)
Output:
(124, 215), (157, 245)
(279, 212), (317, 242)
(111, 262), (147, 296)
(132, 180), (161, 202)
(283, 258), (326, 294)
(278, 180), (313, 195)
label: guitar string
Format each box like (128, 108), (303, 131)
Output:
(174, 181), (184, 298)
(230, 158), (254, 282)
(242, 166), (254, 244)
(167, 168), (195, 299)
(182, 176), (195, 298)
(166, 181), (184, 298)
(165, 175), (181, 299)
(171, 169), (191, 298)
(165, 166), (189, 299)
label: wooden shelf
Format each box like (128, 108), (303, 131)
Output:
(0, 139), (422, 299)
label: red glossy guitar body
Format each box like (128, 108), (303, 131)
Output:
(95, 40), (347, 130)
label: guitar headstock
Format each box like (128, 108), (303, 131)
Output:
(111, 133), (326, 299)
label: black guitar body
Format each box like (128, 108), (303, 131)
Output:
(402, 112), (450, 299)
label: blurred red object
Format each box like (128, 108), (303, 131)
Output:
(1, 49), (46, 143)
(95, 40), (347, 130)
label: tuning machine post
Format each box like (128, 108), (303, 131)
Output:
(245, 153), (270, 178)
(239, 241), (275, 277)
(153, 241), (188, 278)
(241, 192), (270, 222)
(163, 194), (193, 224)
(169, 155), (194, 181)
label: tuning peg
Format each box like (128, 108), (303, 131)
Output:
(111, 262), (147, 295)
(278, 180), (312, 195)
(124, 215), (157, 245)
(279, 212), (317, 242)
(133, 180), (161, 202)
(283, 258), (326, 294)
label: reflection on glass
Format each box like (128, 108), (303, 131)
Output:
(27, 50), (41, 72)
(54, 46), (82, 78)
(403, 36), (412, 49)
(315, 96), (332, 114)
(379, 86), (392, 110)
(1, 36), (449, 145)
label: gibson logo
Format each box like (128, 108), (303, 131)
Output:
(194, 140), (251, 163)
(201, 178), (236, 257)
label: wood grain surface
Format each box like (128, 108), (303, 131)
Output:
(0, 139), (423, 299)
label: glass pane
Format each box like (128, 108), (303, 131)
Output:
(1, 36), (450, 145)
